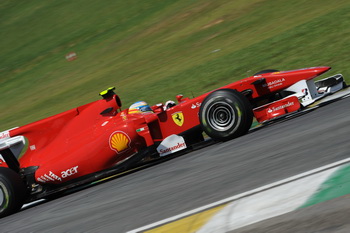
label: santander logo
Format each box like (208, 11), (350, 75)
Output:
(159, 142), (186, 154)
(267, 102), (295, 113)
(157, 135), (187, 157)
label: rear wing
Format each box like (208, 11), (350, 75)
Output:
(0, 128), (26, 172)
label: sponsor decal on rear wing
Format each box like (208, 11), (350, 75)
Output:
(0, 128), (26, 159)
(0, 130), (10, 140)
(0, 127), (19, 143)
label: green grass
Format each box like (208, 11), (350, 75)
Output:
(1, 0), (350, 130)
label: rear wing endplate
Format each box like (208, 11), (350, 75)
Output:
(0, 129), (26, 172)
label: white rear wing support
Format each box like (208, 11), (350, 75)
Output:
(0, 136), (26, 157)
(0, 129), (25, 172)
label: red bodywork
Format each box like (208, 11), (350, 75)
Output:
(4, 67), (330, 185)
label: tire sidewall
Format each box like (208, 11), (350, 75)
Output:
(199, 89), (252, 140)
(201, 95), (242, 137)
(0, 178), (11, 215)
(0, 168), (26, 217)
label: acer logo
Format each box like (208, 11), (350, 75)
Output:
(61, 166), (79, 178)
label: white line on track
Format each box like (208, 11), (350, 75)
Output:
(127, 157), (350, 233)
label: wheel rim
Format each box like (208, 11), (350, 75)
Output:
(207, 101), (236, 131)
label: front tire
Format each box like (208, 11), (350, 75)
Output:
(199, 89), (253, 141)
(0, 167), (27, 218)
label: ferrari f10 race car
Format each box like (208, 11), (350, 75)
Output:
(0, 66), (348, 217)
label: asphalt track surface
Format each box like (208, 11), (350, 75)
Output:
(1, 97), (350, 232)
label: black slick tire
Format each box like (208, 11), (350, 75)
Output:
(0, 167), (27, 218)
(199, 89), (253, 141)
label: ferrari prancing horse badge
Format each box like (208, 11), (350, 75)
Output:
(172, 112), (184, 127)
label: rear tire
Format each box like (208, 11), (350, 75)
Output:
(0, 167), (27, 218)
(199, 89), (253, 141)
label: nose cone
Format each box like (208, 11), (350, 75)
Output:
(312, 66), (331, 75)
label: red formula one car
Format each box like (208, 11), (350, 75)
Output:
(0, 66), (347, 217)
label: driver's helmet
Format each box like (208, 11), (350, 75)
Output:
(129, 101), (154, 114)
